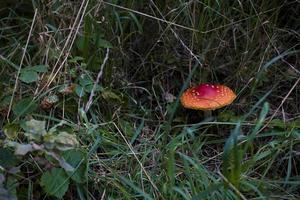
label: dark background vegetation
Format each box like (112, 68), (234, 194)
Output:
(0, 0), (300, 199)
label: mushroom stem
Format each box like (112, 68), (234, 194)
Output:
(203, 110), (212, 118)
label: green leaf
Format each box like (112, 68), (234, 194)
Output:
(79, 74), (93, 87)
(28, 65), (48, 72)
(44, 132), (79, 151)
(0, 148), (20, 168)
(54, 132), (79, 151)
(6, 141), (36, 156)
(45, 151), (74, 172)
(12, 98), (37, 117)
(13, 143), (34, 156)
(84, 84), (102, 93)
(40, 168), (69, 199)
(3, 123), (19, 140)
(62, 149), (87, 183)
(75, 85), (85, 97)
(19, 65), (48, 83)
(21, 119), (47, 141)
(19, 70), (38, 83)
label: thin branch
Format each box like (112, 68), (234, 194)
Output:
(7, 8), (38, 120)
(103, 1), (198, 32)
(258, 76), (300, 134)
(36, 0), (89, 96)
(150, 0), (203, 67)
(85, 48), (110, 112)
(113, 122), (162, 198)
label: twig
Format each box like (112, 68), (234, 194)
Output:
(258, 76), (300, 134)
(149, 0), (203, 67)
(218, 171), (248, 200)
(85, 48), (110, 112)
(7, 8), (38, 120)
(103, 1), (198, 32)
(36, 0), (89, 96)
(113, 123), (162, 198)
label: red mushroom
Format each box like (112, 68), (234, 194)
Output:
(180, 83), (236, 111)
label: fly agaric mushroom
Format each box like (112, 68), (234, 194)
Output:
(180, 83), (236, 113)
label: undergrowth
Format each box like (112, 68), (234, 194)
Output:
(0, 0), (300, 199)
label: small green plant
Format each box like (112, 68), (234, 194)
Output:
(0, 119), (87, 199)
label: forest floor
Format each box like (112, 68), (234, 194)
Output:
(0, 1), (300, 199)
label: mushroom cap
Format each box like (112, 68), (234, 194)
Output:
(180, 83), (236, 110)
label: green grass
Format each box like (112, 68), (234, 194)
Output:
(0, 0), (300, 199)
